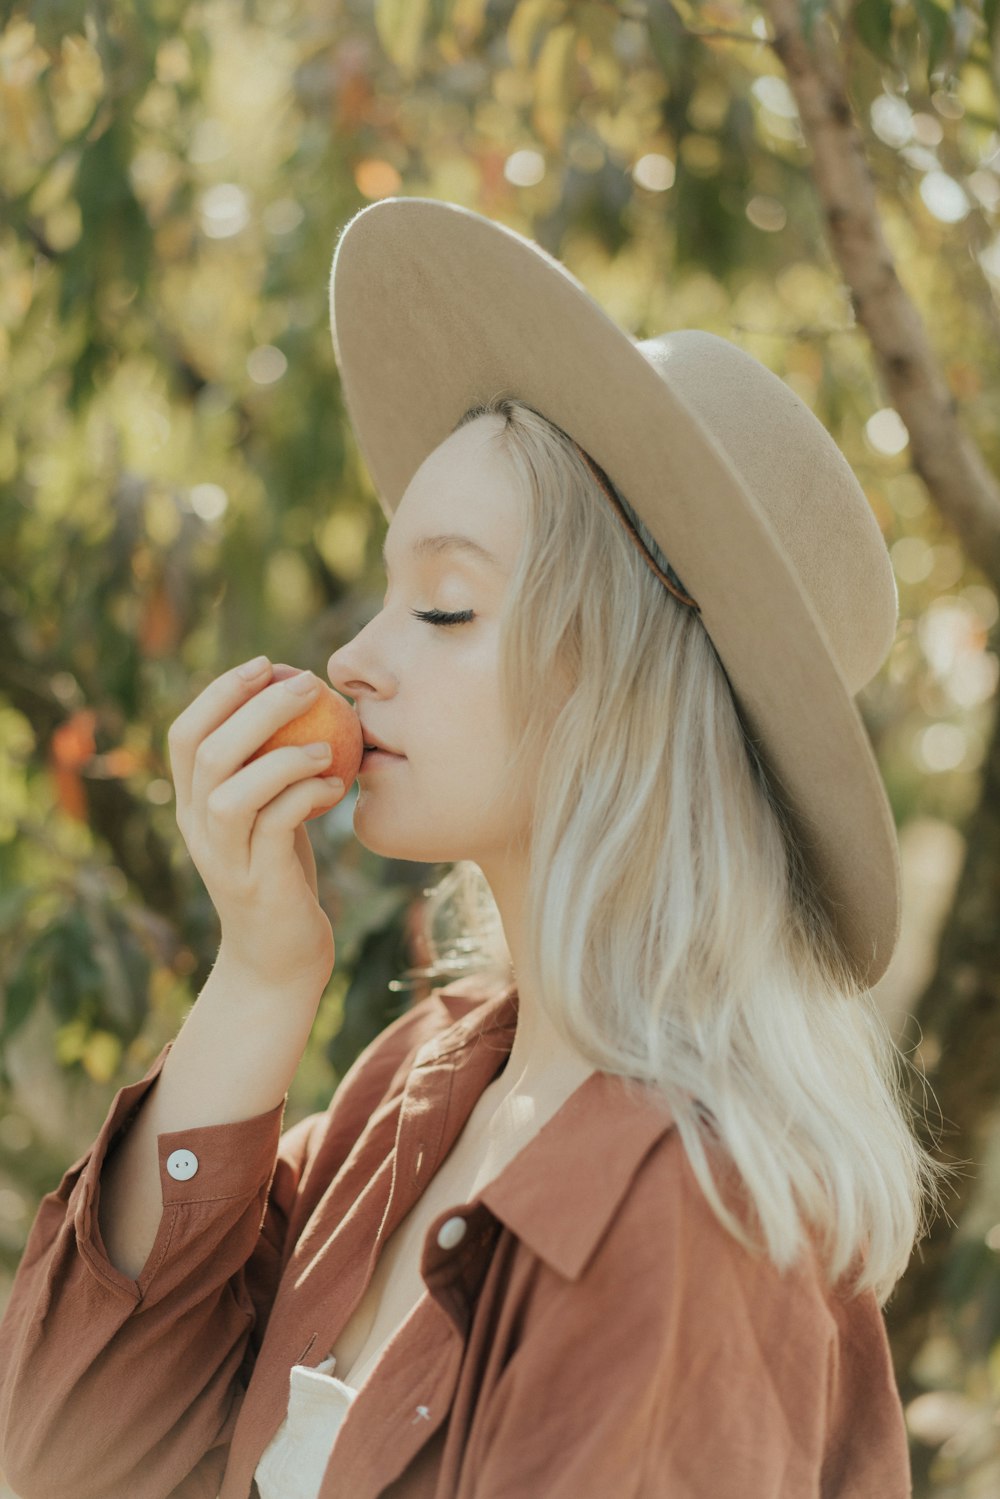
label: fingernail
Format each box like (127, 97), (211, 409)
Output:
(238, 655), (269, 680)
(286, 672), (319, 695)
(305, 742), (332, 759)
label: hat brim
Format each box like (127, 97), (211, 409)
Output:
(328, 197), (901, 989)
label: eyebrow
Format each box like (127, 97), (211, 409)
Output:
(381, 532), (504, 572)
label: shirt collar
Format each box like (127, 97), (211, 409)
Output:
(415, 976), (677, 1282)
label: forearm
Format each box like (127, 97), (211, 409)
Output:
(98, 946), (325, 1279)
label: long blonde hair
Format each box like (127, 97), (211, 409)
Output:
(405, 394), (953, 1307)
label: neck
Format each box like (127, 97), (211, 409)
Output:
(474, 855), (596, 1105)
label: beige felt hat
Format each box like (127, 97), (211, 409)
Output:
(328, 196), (901, 989)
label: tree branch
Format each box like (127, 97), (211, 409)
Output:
(760, 0), (1000, 584)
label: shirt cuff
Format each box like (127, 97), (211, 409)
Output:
(70, 1042), (287, 1298)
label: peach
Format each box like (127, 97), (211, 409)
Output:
(248, 665), (363, 819)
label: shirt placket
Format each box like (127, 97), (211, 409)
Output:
(222, 1032), (507, 1498)
(318, 1200), (504, 1498)
(313, 1045), (502, 1495)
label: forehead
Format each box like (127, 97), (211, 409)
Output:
(381, 530), (504, 572)
(385, 418), (523, 570)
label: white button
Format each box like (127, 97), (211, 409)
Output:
(436, 1215), (467, 1250)
(166, 1148), (199, 1181)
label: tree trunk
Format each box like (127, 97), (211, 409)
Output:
(757, 0), (1000, 1410)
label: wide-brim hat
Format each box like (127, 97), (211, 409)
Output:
(328, 196), (901, 990)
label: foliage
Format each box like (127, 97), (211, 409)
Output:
(1, 1), (999, 1490)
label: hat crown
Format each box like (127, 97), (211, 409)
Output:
(636, 331), (898, 696)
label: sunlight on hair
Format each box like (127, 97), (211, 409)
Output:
(402, 394), (956, 1309)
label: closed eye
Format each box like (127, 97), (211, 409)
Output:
(410, 608), (475, 627)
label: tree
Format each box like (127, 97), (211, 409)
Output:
(1, 3), (998, 1489)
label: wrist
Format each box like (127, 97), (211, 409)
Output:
(213, 942), (334, 1005)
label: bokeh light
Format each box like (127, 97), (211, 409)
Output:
(866, 408), (910, 456)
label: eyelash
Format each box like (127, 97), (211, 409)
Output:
(410, 608), (475, 627)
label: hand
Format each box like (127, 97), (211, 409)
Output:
(167, 657), (346, 991)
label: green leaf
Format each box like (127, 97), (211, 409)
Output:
(534, 21), (576, 149)
(24, 0), (91, 53)
(48, 909), (103, 1022)
(852, 0), (895, 64)
(674, 169), (739, 280)
(428, 0), (454, 35)
(98, 902), (150, 1034)
(941, 1235), (995, 1308)
(1, 962), (37, 1044)
(0, 883), (32, 933)
(646, 0), (689, 87)
(374, 0), (433, 78)
(575, 0), (617, 56)
(326, 912), (415, 1078)
(507, 0), (558, 71)
(913, 0), (951, 80)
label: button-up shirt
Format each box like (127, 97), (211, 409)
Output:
(0, 974), (912, 1497)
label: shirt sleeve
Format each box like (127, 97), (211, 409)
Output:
(0, 979), (448, 1499)
(0, 1039), (293, 1499)
(467, 1145), (911, 1499)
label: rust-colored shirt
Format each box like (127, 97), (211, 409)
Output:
(0, 975), (912, 1498)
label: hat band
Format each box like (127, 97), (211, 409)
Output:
(572, 442), (701, 613)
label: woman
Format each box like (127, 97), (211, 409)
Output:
(0, 198), (951, 1498)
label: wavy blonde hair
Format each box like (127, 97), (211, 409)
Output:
(402, 394), (953, 1307)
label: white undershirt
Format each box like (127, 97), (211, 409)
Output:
(253, 1354), (359, 1499)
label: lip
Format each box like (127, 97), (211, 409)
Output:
(360, 748), (406, 770)
(359, 727), (403, 756)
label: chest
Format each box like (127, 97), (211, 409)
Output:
(326, 1107), (506, 1388)
(325, 1063), (599, 1389)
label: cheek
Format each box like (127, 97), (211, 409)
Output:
(418, 701), (510, 796)
(430, 641), (505, 725)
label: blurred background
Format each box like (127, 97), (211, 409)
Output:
(1, 1), (999, 1493)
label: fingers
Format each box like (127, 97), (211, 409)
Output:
(168, 657), (274, 812)
(201, 741), (344, 880)
(177, 667), (322, 812)
(217, 768), (343, 887)
(252, 770), (346, 847)
(196, 674), (325, 796)
(293, 822), (318, 898)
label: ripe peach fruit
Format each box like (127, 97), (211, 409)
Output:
(248, 665), (363, 819)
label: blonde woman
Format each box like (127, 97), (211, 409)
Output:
(0, 199), (951, 1498)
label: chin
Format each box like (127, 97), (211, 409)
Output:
(350, 808), (451, 864)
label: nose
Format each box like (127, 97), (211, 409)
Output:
(327, 617), (395, 702)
